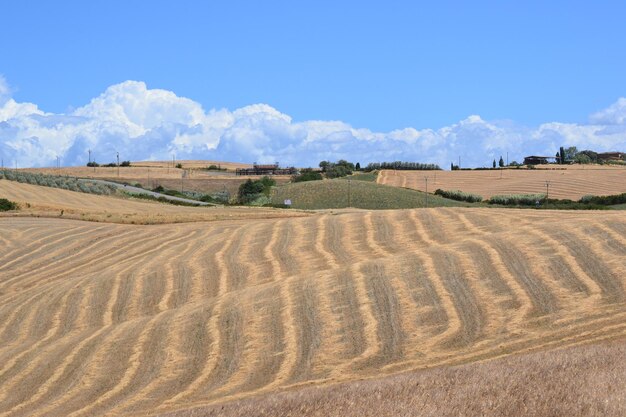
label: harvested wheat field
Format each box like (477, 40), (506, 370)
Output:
(1, 193), (626, 416)
(378, 164), (626, 200)
(160, 337), (626, 417)
(26, 162), (292, 196)
(0, 181), (306, 224)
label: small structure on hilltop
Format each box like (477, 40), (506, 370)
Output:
(235, 163), (297, 176)
(523, 155), (559, 165)
(597, 152), (625, 162)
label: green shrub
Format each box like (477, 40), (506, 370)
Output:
(292, 169), (323, 182)
(578, 193), (626, 206)
(0, 198), (18, 211)
(434, 189), (483, 203)
(488, 194), (545, 206)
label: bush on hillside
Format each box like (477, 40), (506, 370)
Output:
(434, 189), (483, 203)
(488, 194), (546, 206)
(292, 169), (323, 182)
(0, 198), (18, 211)
(579, 193), (626, 206)
(238, 176), (275, 203)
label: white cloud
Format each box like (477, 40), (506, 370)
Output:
(0, 78), (625, 169)
(590, 98), (626, 125)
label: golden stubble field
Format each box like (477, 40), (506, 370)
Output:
(0, 180), (305, 224)
(1, 180), (626, 416)
(378, 164), (626, 200)
(25, 160), (292, 196)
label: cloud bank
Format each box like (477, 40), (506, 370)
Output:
(1, 78), (626, 169)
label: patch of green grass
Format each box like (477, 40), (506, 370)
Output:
(343, 171), (379, 182)
(270, 179), (468, 210)
(609, 203), (626, 210)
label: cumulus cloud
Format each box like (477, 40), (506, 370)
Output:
(0, 77), (626, 169)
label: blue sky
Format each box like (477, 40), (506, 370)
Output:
(1, 1), (626, 168)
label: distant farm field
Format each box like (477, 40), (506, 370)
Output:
(0, 180), (305, 224)
(378, 164), (626, 200)
(270, 179), (467, 209)
(25, 161), (291, 196)
(2, 183), (626, 416)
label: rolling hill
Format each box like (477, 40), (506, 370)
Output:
(1, 181), (626, 416)
(378, 164), (626, 200)
(270, 179), (467, 209)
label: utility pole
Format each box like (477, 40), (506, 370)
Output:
(117, 152), (120, 178)
(88, 149), (91, 165)
(458, 156), (461, 169)
(424, 176), (429, 208)
(506, 152), (509, 167)
(348, 179), (351, 207)
(57, 156), (60, 171)
(545, 180), (551, 199)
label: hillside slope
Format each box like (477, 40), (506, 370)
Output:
(378, 165), (626, 200)
(1, 207), (626, 416)
(270, 179), (467, 209)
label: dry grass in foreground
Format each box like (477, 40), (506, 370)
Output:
(161, 337), (626, 417)
(0, 180), (307, 224)
(378, 164), (626, 200)
(1, 207), (626, 416)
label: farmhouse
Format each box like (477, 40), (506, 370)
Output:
(236, 163), (297, 176)
(597, 152), (625, 162)
(523, 155), (558, 165)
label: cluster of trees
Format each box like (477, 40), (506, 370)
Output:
(556, 146), (625, 164)
(86, 161), (131, 167)
(319, 160), (356, 178)
(238, 176), (275, 203)
(364, 161), (441, 171)
(492, 156), (505, 168)
(292, 169), (323, 182)
(1, 170), (117, 195)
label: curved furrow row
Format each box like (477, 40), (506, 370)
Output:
(0, 328), (116, 417)
(335, 265), (382, 375)
(28, 319), (150, 417)
(344, 213), (386, 261)
(0, 224), (94, 274)
(394, 255), (449, 340)
(222, 225), (252, 291)
(5, 227), (143, 291)
(202, 285), (286, 403)
(287, 217), (332, 275)
(523, 228), (602, 300)
(183, 300), (245, 402)
(122, 304), (216, 415)
(66, 312), (178, 417)
(325, 268), (368, 365)
(553, 227), (626, 303)
(317, 214), (351, 267)
(0, 287), (69, 347)
(0, 224), (133, 288)
(0, 287), (76, 380)
(586, 221), (626, 257)
(177, 226), (231, 303)
(156, 228), (206, 311)
(428, 248), (485, 348)
(268, 219), (299, 279)
(157, 224), (241, 406)
(487, 236), (560, 318)
(353, 262), (405, 370)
